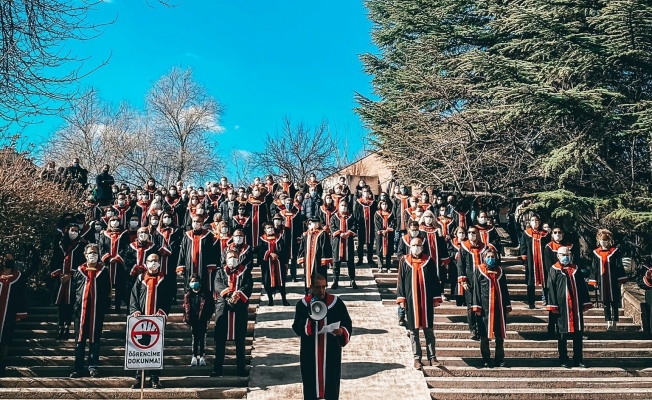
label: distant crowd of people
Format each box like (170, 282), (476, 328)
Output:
(0, 157), (651, 397)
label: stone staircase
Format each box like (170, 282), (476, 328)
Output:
(374, 255), (652, 399)
(1, 278), (263, 399)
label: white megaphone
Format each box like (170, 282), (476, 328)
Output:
(309, 300), (327, 321)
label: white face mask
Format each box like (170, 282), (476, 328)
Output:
(273, 220), (282, 227)
(553, 233), (563, 241)
(381, 203), (387, 210)
(227, 257), (238, 268)
(196, 208), (204, 215)
(265, 228), (274, 235)
(154, 195), (162, 201)
(138, 233), (149, 241)
(531, 221), (540, 229)
(409, 230), (419, 238)
(424, 216), (433, 224)
(118, 200), (126, 206)
(69, 231), (79, 240)
(335, 188), (342, 194)
(468, 233), (478, 241)
(146, 261), (159, 274)
(233, 236), (243, 245)
(478, 217), (486, 224)
(421, 196), (428, 202)
(191, 200), (198, 205)
(110, 220), (120, 228)
(162, 217), (172, 225)
(169, 190), (177, 195)
(340, 206), (347, 213)
(410, 245), (423, 256)
(107, 211), (115, 217)
(308, 223), (316, 230)
(129, 221), (139, 228)
(297, 196), (303, 202)
(86, 253), (98, 263)
(198, 190), (205, 196)
(253, 190), (260, 197)
(150, 219), (159, 226)
(326, 198), (333, 204)
(220, 227), (228, 233)
(457, 233), (465, 240)
(192, 222), (202, 230)
(439, 210), (446, 216)
(600, 240), (610, 248)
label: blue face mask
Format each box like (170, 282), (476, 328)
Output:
(486, 257), (497, 267)
(560, 255), (571, 265)
(189, 282), (200, 290)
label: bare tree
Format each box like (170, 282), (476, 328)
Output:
(230, 149), (255, 188)
(251, 117), (340, 183)
(146, 67), (224, 183)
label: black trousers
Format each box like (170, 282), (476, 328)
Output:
(603, 302), (620, 321)
(480, 337), (504, 362)
(334, 261), (355, 281)
(191, 322), (207, 357)
(464, 289), (477, 333)
(57, 303), (74, 328)
(378, 254), (392, 271)
(558, 332), (583, 364)
(527, 285), (536, 306)
(214, 311), (247, 374)
(356, 236), (375, 265)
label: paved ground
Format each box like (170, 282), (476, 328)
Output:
(247, 267), (430, 400)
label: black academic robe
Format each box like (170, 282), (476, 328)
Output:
(635, 265), (652, 336)
(275, 227), (291, 263)
(214, 262), (253, 341)
(129, 271), (171, 316)
(420, 226), (450, 277)
(247, 197), (268, 249)
(298, 229), (333, 288)
(519, 227), (551, 287)
(134, 201), (152, 226)
(257, 234), (285, 290)
(84, 201), (103, 221)
(392, 194), (411, 232)
(374, 211), (395, 258)
(450, 208), (471, 233)
(319, 205), (336, 235)
(208, 192), (224, 214)
(292, 293), (352, 400)
(435, 216), (454, 239)
(396, 231), (429, 258)
(457, 241), (500, 297)
(330, 213), (357, 264)
(231, 214), (253, 246)
(98, 229), (129, 291)
(73, 263), (111, 343)
(0, 270), (30, 344)
(331, 193), (350, 212)
(447, 238), (464, 296)
(303, 180), (324, 197)
(111, 204), (133, 230)
(547, 262), (592, 334)
(177, 229), (217, 292)
(50, 239), (85, 305)
(396, 254), (443, 330)
(281, 207), (304, 259)
(590, 247), (627, 307)
(279, 181), (297, 199)
(264, 182), (279, 206)
(472, 264), (512, 339)
(157, 226), (182, 276)
(543, 241), (580, 303)
(165, 196), (187, 227)
(354, 198), (376, 245)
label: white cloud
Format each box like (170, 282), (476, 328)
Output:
(180, 106), (225, 133)
(234, 125), (240, 130)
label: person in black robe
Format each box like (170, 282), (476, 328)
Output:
(330, 202), (357, 289)
(50, 225), (86, 340)
(157, 211), (182, 304)
(457, 227), (500, 340)
(165, 185), (187, 227)
(589, 229), (628, 331)
(129, 253), (170, 389)
(70, 244), (111, 378)
(448, 227), (466, 306)
(231, 204), (253, 246)
(98, 216), (129, 312)
(0, 253), (36, 377)
(472, 249), (511, 368)
(419, 211), (451, 300)
(177, 217), (217, 292)
(212, 248), (253, 378)
(353, 186), (377, 267)
(112, 193), (133, 230)
(281, 197), (304, 282)
(547, 247), (592, 368)
(257, 222), (289, 306)
(292, 274), (352, 400)
(318, 194), (336, 235)
(543, 227), (579, 336)
(374, 200), (396, 273)
(247, 187), (268, 253)
(122, 227), (160, 305)
(298, 218), (333, 293)
(303, 173), (324, 198)
(519, 214), (550, 308)
(264, 175), (279, 207)
(396, 238), (443, 369)
(392, 185), (411, 246)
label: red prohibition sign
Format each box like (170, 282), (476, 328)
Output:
(130, 319), (161, 350)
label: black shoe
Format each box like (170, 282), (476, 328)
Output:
(130, 380), (142, 389)
(482, 361), (491, 368)
(331, 280), (339, 290)
(528, 304), (536, 309)
(355, 261), (363, 266)
(267, 298), (275, 306)
(369, 262), (378, 268)
(69, 371), (82, 379)
(350, 280), (358, 289)
(210, 368), (223, 377)
(237, 368), (248, 377)
(497, 360), (505, 368)
(470, 334), (480, 341)
(574, 362), (587, 368)
(62, 329), (70, 341)
(398, 315), (406, 327)
(89, 368), (99, 378)
(380, 268), (388, 273)
(149, 377), (162, 389)
(282, 299), (290, 306)
(57, 328), (65, 341)
(292, 278), (298, 283)
(560, 361), (570, 368)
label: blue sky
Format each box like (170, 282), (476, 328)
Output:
(21, 0), (377, 167)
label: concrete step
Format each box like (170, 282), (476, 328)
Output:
(29, 312), (256, 324)
(420, 339), (652, 349)
(415, 329), (650, 340)
(429, 315), (633, 324)
(426, 376), (652, 389)
(14, 322), (256, 338)
(420, 347), (652, 358)
(5, 365), (250, 378)
(425, 357), (652, 368)
(375, 274), (526, 284)
(412, 322), (641, 332)
(6, 355), (253, 367)
(0, 376), (248, 389)
(423, 366), (652, 378)
(27, 306), (258, 316)
(8, 345), (253, 357)
(17, 318), (257, 330)
(428, 388), (652, 400)
(10, 338), (254, 348)
(378, 287), (545, 299)
(0, 387), (247, 399)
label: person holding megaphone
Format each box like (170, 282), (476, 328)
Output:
(292, 274), (352, 400)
